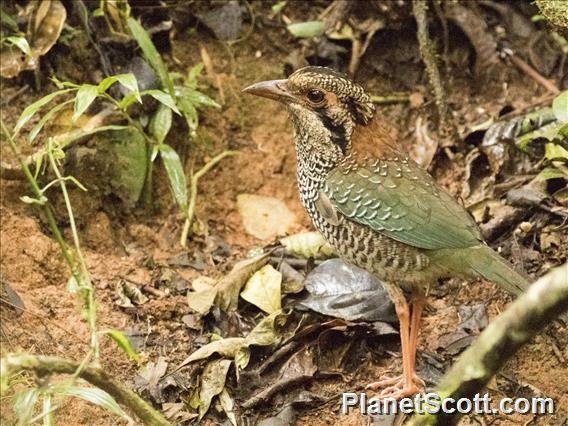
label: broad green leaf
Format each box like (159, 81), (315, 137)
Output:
(198, 359), (232, 419)
(106, 329), (140, 362)
(182, 87), (220, 109)
(240, 265), (282, 314)
(14, 89), (74, 136)
(97, 76), (119, 94)
(116, 73), (141, 103)
(59, 385), (133, 422)
(287, 21), (325, 38)
(552, 90), (568, 123)
(28, 99), (74, 143)
(145, 90), (181, 115)
(72, 85), (99, 122)
(56, 125), (132, 151)
(5, 35), (32, 56)
(149, 103), (172, 144)
(127, 17), (175, 97)
(159, 144), (187, 209)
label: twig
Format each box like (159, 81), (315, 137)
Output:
(180, 151), (239, 247)
(412, 0), (460, 146)
(371, 94), (411, 104)
(508, 52), (560, 95)
(241, 375), (316, 409)
(406, 264), (568, 425)
(1, 354), (171, 426)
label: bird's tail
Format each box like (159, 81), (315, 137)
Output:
(462, 245), (531, 296)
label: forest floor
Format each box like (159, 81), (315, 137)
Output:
(1, 2), (567, 425)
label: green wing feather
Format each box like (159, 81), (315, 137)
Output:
(323, 157), (483, 250)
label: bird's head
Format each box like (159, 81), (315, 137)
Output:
(243, 66), (375, 158)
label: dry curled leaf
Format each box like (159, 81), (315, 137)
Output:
(280, 231), (336, 259)
(240, 265), (282, 314)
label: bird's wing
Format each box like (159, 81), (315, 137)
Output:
(322, 157), (483, 250)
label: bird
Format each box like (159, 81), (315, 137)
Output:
(243, 66), (531, 399)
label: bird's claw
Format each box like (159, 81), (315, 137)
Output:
(366, 373), (425, 399)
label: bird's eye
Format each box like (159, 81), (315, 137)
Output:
(306, 89), (325, 104)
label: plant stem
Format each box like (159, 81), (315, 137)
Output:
(180, 150), (239, 247)
(0, 120), (78, 281)
(47, 139), (100, 363)
(2, 354), (171, 426)
(406, 264), (568, 425)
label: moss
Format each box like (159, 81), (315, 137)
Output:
(535, 0), (568, 29)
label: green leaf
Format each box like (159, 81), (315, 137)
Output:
(67, 275), (79, 294)
(41, 393), (54, 426)
(13, 388), (40, 425)
(14, 89), (74, 136)
(272, 1), (287, 14)
(240, 265), (282, 314)
(116, 73), (141, 103)
(545, 143), (568, 162)
(28, 99), (74, 144)
(159, 144), (188, 210)
(72, 85), (99, 122)
(5, 35), (32, 56)
(552, 90), (568, 123)
(106, 329), (140, 363)
(149, 103), (172, 144)
(186, 63), (204, 88)
(58, 385), (133, 423)
(145, 90), (181, 115)
(287, 21), (325, 38)
(538, 166), (566, 181)
(177, 95), (198, 131)
(127, 17), (175, 98)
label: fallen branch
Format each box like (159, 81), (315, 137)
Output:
(412, 0), (460, 146)
(406, 264), (568, 425)
(1, 354), (171, 426)
(180, 150), (240, 247)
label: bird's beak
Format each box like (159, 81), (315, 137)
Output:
(242, 79), (294, 103)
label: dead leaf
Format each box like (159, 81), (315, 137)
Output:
(219, 388), (238, 426)
(280, 232), (336, 259)
(198, 359), (232, 419)
(134, 356), (168, 402)
(241, 265), (282, 314)
(279, 262), (305, 294)
(237, 194), (298, 240)
(215, 252), (271, 311)
(174, 311), (287, 373)
(116, 280), (148, 307)
(299, 259), (396, 322)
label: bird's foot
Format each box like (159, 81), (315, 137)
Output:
(366, 373), (425, 399)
